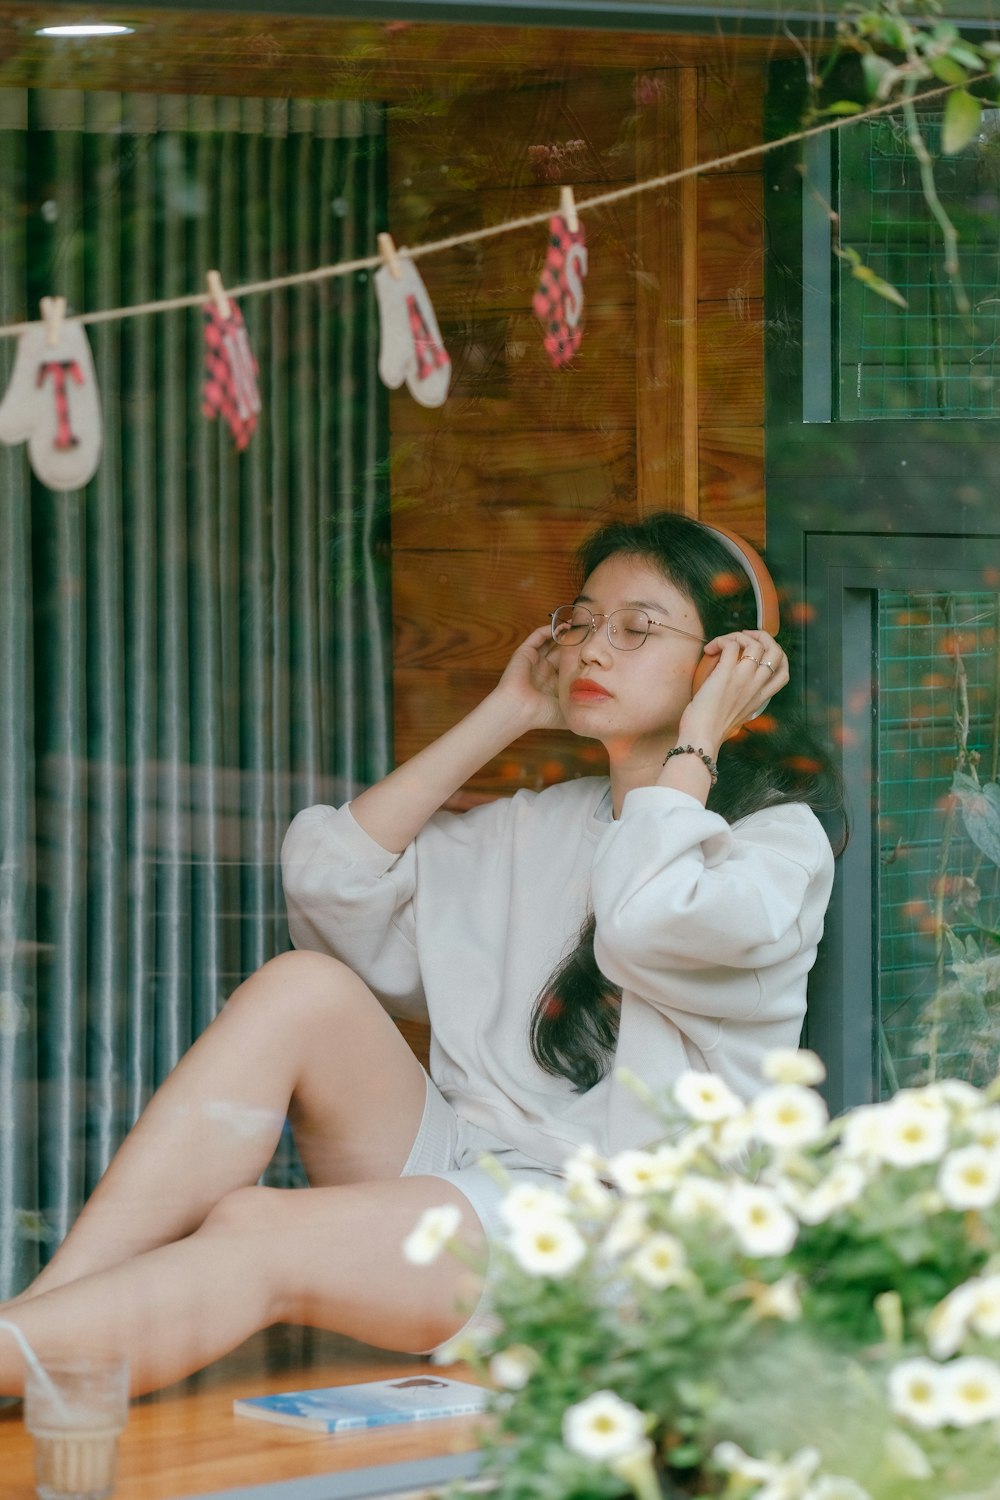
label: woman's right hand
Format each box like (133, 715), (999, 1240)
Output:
(493, 624), (568, 734)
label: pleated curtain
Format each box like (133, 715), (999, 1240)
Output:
(0, 89), (391, 1298)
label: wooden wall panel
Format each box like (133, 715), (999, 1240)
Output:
(387, 47), (769, 798)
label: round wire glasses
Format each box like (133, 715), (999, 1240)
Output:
(549, 605), (706, 652)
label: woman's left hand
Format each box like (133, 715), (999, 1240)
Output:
(678, 630), (789, 750)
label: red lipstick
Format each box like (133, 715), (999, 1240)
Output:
(570, 679), (612, 702)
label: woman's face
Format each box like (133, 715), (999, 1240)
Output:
(555, 553), (706, 754)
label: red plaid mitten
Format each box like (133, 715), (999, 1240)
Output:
(532, 215), (588, 369)
(201, 299), (261, 451)
(375, 254), (450, 408)
(0, 319), (102, 490)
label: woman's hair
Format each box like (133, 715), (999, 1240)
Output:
(529, 510), (846, 1094)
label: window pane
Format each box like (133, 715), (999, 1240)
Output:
(877, 589), (1000, 1094)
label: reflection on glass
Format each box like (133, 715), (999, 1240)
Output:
(877, 590), (1000, 1095)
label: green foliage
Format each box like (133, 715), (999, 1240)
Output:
(819, 0), (1000, 310)
(438, 1065), (1000, 1500)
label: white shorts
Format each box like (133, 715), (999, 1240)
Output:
(399, 1071), (563, 1349)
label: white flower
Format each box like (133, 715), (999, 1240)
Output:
(673, 1069), (744, 1123)
(562, 1145), (613, 1216)
(873, 1095), (950, 1168)
(887, 1357), (949, 1429)
(606, 1146), (683, 1196)
(881, 1427), (932, 1480)
(751, 1084), (829, 1149)
(402, 1203), (462, 1265)
(489, 1344), (539, 1391)
(938, 1143), (1000, 1211)
(741, 1272), (803, 1322)
(498, 1182), (570, 1229)
(840, 1104), (886, 1161)
(712, 1109), (758, 1163)
(806, 1478), (871, 1500)
(926, 1078), (983, 1120)
(601, 1199), (650, 1259)
(926, 1281), (980, 1359)
(967, 1105), (1000, 1150)
(627, 1232), (688, 1290)
(712, 1440), (775, 1483)
(608, 1437), (662, 1500)
(507, 1214), (587, 1277)
(940, 1355), (1000, 1427)
(714, 1443), (820, 1500)
(562, 1390), (647, 1462)
(797, 1161), (868, 1225)
(761, 1047), (827, 1086)
(670, 1172), (729, 1222)
(968, 1273), (1000, 1340)
(725, 1182), (798, 1257)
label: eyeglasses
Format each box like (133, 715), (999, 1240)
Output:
(549, 605), (707, 652)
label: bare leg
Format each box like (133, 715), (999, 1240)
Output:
(0, 1177), (487, 1396)
(17, 950), (429, 1300)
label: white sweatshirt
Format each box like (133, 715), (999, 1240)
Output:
(280, 778), (835, 1169)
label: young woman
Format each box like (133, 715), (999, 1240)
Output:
(0, 512), (843, 1396)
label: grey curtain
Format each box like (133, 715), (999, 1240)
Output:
(0, 89), (391, 1298)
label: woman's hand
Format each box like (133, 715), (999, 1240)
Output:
(492, 624), (567, 734)
(678, 630), (789, 752)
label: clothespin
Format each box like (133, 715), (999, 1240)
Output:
(560, 186), (579, 233)
(40, 295), (66, 349)
(206, 269), (231, 319)
(377, 232), (403, 281)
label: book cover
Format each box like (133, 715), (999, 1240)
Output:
(232, 1375), (491, 1433)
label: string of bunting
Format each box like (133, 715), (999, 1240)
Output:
(0, 77), (966, 491)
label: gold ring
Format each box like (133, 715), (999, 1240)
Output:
(742, 653), (761, 666)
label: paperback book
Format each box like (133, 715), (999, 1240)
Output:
(232, 1374), (491, 1433)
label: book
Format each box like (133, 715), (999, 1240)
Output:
(232, 1374), (492, 1433)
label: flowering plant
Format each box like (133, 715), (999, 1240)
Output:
(406, 1052), (1000, 1500)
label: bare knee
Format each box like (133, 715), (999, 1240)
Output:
(196, 1186), (289, 1317)
(224, 950), (377, 1033)
(200, 1183), (283, 1238)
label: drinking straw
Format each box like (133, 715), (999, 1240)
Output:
(0, 1319), (72, 1416)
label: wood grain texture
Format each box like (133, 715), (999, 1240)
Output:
(696, 63), (768, 162)
(635, 67), (699, 518)
(391, 189), (634, 319)
(697, 299), (765, 428)
(392, 548), (573, 673)
(697, 174), (764, 303)
(390, 304), (638, 435)
(698, 427), (766, 545)
(391, 430), (636, 551)
(0, 1338), (484, 1500)
(393, 667), (606, 787)
(389, 72), (639, 193)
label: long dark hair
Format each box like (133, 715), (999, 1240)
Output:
(529, 511), (845, 1093)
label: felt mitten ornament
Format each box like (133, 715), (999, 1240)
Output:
(201, 284), (261, 452)
(532, 197), (588, 370)
(374, 239), (450, 409)
(0, 299), (102, 491)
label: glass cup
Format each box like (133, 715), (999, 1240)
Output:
(23, 1355), (130, 1500)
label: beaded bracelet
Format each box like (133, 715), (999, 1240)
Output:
(662, 744), (719, 785)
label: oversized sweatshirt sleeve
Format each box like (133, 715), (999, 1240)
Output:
(590, 785), (834, 1020)
(280, 802), (427, 1021)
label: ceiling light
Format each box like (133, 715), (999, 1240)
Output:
(35, 22), (135, 36)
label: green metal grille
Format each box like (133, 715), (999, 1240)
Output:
(876, 590), (1000, 1096)
(838, 112), (1000, 420)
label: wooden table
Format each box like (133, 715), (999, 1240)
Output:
(0, 1332), (487, 1500)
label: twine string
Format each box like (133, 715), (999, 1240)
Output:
(0, 75), (975, 342)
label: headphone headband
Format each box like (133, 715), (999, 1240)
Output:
(698, 521), (780, 636)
